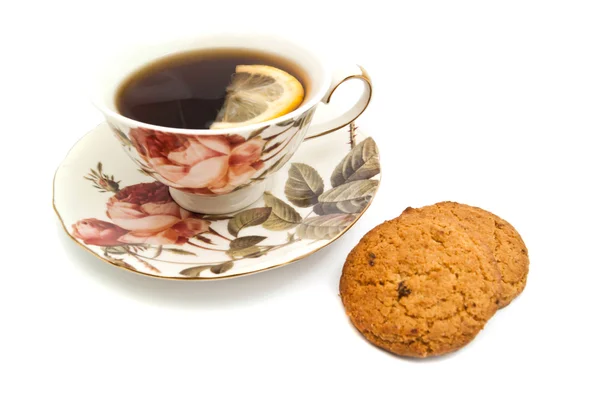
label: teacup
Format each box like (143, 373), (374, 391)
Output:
(93, 34), (372, 214)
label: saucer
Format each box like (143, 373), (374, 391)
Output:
(54, 121), (381, 280)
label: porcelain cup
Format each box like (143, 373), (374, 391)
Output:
(93, 33), (372, 214)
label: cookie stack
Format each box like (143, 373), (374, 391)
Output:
(340, 202), (529, 358)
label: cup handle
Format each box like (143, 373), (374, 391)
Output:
(304, 64), (372, 141)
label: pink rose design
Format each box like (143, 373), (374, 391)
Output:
(130, 128), (266, 194)
(72, 218), (128, 246)
(106, 181), (210, 245)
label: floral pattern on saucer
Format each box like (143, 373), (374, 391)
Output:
(55, 122), (380, 279)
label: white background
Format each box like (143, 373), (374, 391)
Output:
(1, 1), (599, 399)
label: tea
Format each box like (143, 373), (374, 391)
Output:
(116, 48), (306, 129)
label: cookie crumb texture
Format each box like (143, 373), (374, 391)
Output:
(416, 202), (529, 307)
(340, 215), (500, 358)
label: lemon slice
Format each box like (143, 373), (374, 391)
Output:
(209, 65), (304, 129)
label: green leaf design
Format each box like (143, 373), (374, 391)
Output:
(330, 137), (380, 187)
(194, 235), (214, 244)
(226, 246), (266, 259)
(284, 163), (324, 207)
(294, 113), (310, 127)
(263, 142), (282, 154)
(129, 244), (149, 252)
(179, 266), (209, 277)
(230, 236), (267, 250)
(104, 253), (137, 271)
(108, 123), (133, 148)
(314, 180), (378, 215)
(296, 214), (356, 240)
(163, 248), (197, 256)
(151, 245), (163, 258)
(248, 126), (268, 139)
(262, 192), (302, 230)
(227, 207), (272, 237)
(104, 246), (127, 255)
(276, 118), (295, 127)
(210, 261), (234, 274)
(180, 261), (235, 277)
(313, 197), (371, 215)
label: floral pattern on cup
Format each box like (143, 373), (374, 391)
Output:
(130, 128), (266, 195)
(108, 110), (313, 197)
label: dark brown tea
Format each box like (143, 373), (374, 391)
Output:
(116, 48), (306, 129)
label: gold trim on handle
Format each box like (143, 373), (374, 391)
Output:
(303, 65), (373, 141)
